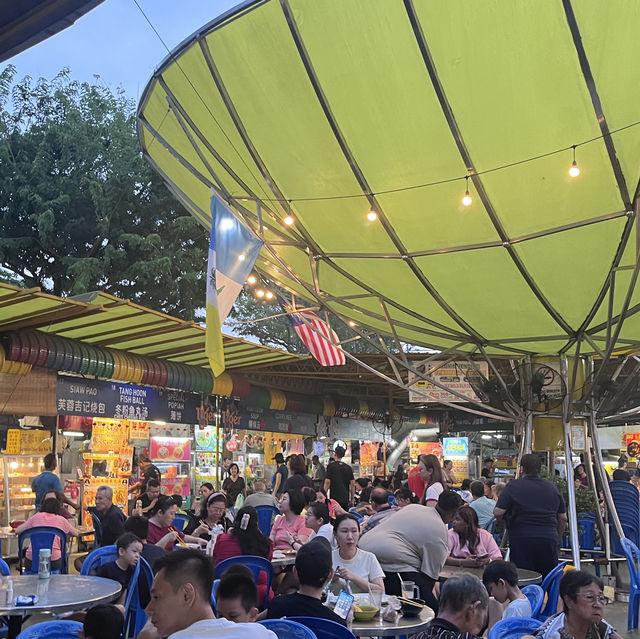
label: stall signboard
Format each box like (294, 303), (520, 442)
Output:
(129, 420), (150, 441)
(195, 425), (221, 452)
(150, 436), (191, 461)
(221, 400), (317, 436)
(91, 418), (129, 453)
(443, 437), (469, 457)
(57, 375), (199, 423)
(408, 361), (489, 403)
(5, 428), (50, 455)
(624, 433), (640, 459)
(5, 429), (21, 454)
(409, 441), (443, 459)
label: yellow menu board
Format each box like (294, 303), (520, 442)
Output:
(5, 429), (51, 455)
(91, 418), (129, 452)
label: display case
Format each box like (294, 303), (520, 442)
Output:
(194, 425), (222, 488)
(1, 455), (44, 527)
(150, 436), (192, 502)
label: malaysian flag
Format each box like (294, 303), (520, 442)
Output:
(279, 296), (346, 366)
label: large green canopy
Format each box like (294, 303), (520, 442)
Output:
(138, 0), (640, 357)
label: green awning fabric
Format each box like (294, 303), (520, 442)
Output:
(138, 0), (640, 356)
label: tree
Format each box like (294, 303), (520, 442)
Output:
(0, 66), (207, 320)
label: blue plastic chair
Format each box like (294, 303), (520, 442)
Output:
(620, 538), (640, 631)
(259, 619), (318, 639)
(215, 555), (274, 605)
(172, 514), (191, 532)
(347, 508), (364, 523)
(488, 617), (541, 639)
(537, 561), (569, 620)
(521, 584), (544, 618)
(210, 578), (220, 613)
(610, 481), (640, 555)
(18, 527), (68, 574)
(255, 505), (280, 536)
(16, 620), (83, 639)
(90, 512), (103, 548)
(81, 545), (118, 575)
(0, 558), (10, 576)
(123, 556), (154, 639)
(288, 616), (356, 639)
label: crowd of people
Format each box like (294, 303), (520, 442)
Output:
(20, 447), (624, 639)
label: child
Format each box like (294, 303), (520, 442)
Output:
(79, 604), (124, 639)
(216, 564), (259, 623)
(482, 560), (532, 628)
(97, 532), (143, 604)
(264, 537), (346, 626)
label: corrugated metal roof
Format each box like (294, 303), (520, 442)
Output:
(0, 283), (302, 370)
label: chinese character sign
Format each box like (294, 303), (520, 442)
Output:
(443, 437), (469, 457)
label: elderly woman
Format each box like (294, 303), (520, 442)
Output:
(187, 491), (234, 538)
(534, 570), (622, 639)
(445, 506), (502, 568)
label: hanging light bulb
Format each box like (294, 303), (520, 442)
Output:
(348, 320), (356, 327)
(246, 275), (257, 285)
(265, 291), (274, 300)
(238, 254), (245, 261)
(569, 145), (580, 177)
(461, 176), (472, 207)
(256, 289), (265, 298)
(366, 209), (378, 221)
(283, 215), (294, 226)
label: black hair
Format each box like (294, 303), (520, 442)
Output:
(41, 497), (60, 515)
(154, 549), (214, 601)
(334, 513), (361, 533)
(334, 446), (346, 458)
(437, 489), (465, 513)
(484, 458), (494, 464)
(296, 538), (332, 587)
(150, 495), (176, 517)
(217, 566), (257, 612)
(231, 506), (271, 558)
(83, 604), (124, 639)
(453, 506), (481, 555)
(274, 453), (285, 464)
(199, 491), (226, 519)
(470, 480), (485, 498)
(307, 501), (330, 525)
(394, 487), (414, 502)
(285, 489), (306, 515)
(200, 482), (214, 491)
(520, 453), (542, 476)
(461, 478), (471, 490)
(124, 515), (149, 540)
(116, 532), (141, 553)
(355, 478), (370, 489)
(229, 463), (240, 474)
(138, 455), (151, 463)
(171, 494), (183, 508)
(370, 487), (389, 505)
(146, 479), (160, 489)
(559, 570), (604, 612)
(43, 453), (57, 470)
(482, 560), (519, 588)
(359, 486), (372, 503)
(301, 486), (316, 505)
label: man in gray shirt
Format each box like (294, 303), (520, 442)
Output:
(244, 480), (279, 509)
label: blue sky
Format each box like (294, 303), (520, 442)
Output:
(5, 0), (237, 102)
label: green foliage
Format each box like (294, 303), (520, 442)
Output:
(543, 470), (598, 514)
(0, 65), (207, 320)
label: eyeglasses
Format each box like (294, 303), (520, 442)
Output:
(578, 594), (608, 605)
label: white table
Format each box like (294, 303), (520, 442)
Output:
(351, 606), (434, 637)
(0, 575), (121, 638)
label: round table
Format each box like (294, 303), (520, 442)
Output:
(271, 552), (297, 568)
(0, 575), (121, 639)
(351, 606), (434, 637)
(439, 565), (542, 586)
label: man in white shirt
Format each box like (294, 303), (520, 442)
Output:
(146, 549), (276, 639)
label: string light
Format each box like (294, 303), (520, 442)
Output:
(238, 254), (245, 261)
(461, 176), (473, 207)
(246, 275), (257, 285)
(366, 209), (378, 221)
(256, 289), (265, 298)
(265, 291), (274, 300)
(348, 320), (356, 327)
(283, 215), (294, 225)
(569, 145), (580, 178)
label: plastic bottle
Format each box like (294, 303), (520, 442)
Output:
(135, 499), (143, 516)
(38, 548), (51, 579)
(6, 578), (13, 605)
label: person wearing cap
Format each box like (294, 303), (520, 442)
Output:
(359, 490), (465, 614)
(264, 537), (346, 626)
(271, 453), (288, 499)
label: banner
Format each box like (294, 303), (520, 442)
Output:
(408, 361), (489, 403)
(409, 441), (443, 459)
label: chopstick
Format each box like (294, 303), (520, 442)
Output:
(199, 519), (211, 530)
(170, 527), (188, 546)
(397, 596), (425, 608)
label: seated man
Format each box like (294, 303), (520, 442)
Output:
(145, 549), (277, 639)
(469, 480), (495, 529)
(90, 485), (126, 545)
(414, 574), (489, 639)
(139, 479), (161, 515)
(360, 487), (395, 537)
(265, 537), (346, 626)
(243, 480), (279, 509)
(216, 565), (259, 623)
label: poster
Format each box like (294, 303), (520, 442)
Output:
(409, 441), (443, 459)
(83, 477), (128, 509)
(91, 419), (129, 453)
(150, 436), (191, 461)
(5, 429), (21, 455)
(359, 442), (380, 468)
(117, 446), (134, 476)
(408, 361), (489, 403)
(129, 420), (150, 441)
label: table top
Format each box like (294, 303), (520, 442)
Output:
(0, 575), (121, 617)
(272, 551), (297, 567)
(439, 565), (542, 586)
(351, 606), (434, 637)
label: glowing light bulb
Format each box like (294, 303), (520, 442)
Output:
(247, 275), (257, 285)
(265, 291), (274, 300)
(462, 190), (472, 206)
(283, 215), (294, 226)
(220, 219), (233, 231)
(348, 321), (356, 327)
(238, 254), (245, 261)
(366, 210), (377, 221)
(256, 289), (265, 298)
(569, 161), (580, 178)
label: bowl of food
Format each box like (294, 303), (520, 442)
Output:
(353, 604), (379, 621)
(400, 598), (425, 618)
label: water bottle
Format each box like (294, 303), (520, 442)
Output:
(38, 548), (51, 579)
(135, 500), (143, 516)
(6, 579), (13, 605)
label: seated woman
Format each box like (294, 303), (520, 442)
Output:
(315, 488), (345, 520)
(534, 570), (622, 639)
(214, 506), (273, 607)
(147, 495), (207, 551)
(41, 490), (80, 520)
(393, 487), (416, 508)
(270, 490), (310, 551)
(16, 497), (79, 571)
(331, 513), (385, 594)
(185, 491), (233, 538)
(445, 506), (502, 568)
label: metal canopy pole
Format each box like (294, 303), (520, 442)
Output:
(561, 355), (581, 569)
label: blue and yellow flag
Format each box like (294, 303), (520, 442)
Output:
(206, 195), (263, 377)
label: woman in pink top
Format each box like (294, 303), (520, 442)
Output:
(446, 506), (502, 568)
(270, 490), (310, 550)
(16, 497), (78, 571)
